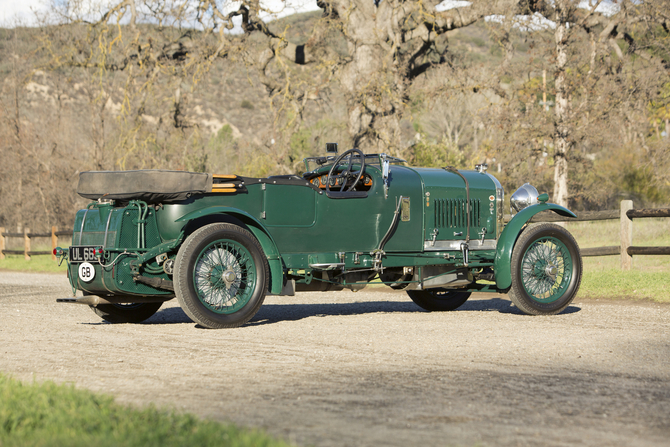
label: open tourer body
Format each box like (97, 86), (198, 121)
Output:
(57, 149), (582, 328)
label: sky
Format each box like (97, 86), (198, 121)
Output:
(1, 0), (45, 25)
(0, 0), (619, 27)
(0, 0), (322, 26)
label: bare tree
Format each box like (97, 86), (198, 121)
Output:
(28, 0), (670, 207)
(0, 26), (82, 231)
(529, 0), (670, 206)
(245, 0), (542, 155)
(448, 0), (670, 207)
(45, 1), (547, 156)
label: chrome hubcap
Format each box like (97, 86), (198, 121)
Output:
(545, 264), (558, 279)
(223, 270), (237, 289)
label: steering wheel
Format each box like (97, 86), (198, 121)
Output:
(326, 149), (366, 193)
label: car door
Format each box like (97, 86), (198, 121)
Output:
(267, 165), (424, 254)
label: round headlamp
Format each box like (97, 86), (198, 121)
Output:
(510, 183), (539, 214)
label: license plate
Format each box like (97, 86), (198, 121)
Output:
(69, 246), (100, 264)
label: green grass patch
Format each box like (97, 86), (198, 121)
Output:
(579, 269), (669, 303)
(568, 217), (670, 303)
(0, 374), (290, 447)
(0, 255), (67, 274)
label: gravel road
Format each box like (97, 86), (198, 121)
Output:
(1, 271), (669, 446)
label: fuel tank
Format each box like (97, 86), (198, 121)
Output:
(69, 202), (173, 298)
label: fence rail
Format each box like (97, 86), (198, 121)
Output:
(506, 200), (670, 270)
(0, 227), (73, 261)
(1, 200), (668, 270)
(504, 209), (621, 223)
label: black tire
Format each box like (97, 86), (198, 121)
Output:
(174, 223), (269, 329)
(509, 223), (582, 315)
(407, 289), (471, 311)
(91, 302), (163, 323)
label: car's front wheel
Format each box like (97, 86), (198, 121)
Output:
(174, 223), (269, 329)
(508, 223), (582, 315)
(407, 289), (471, 311)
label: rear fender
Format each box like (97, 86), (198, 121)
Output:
(176, 207), (284, 295)
(494, 203), (577, 290)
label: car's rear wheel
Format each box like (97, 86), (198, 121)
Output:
(509, 223), (582, 315)
(407, 289), (471, 311)
(91, 302), (163, 323)
(174, 223), (269, 329)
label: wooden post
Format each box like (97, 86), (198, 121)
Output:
(0, 227), (5, 260)
(620, 200), (633, 271)
(24, 227), (31, 261)
(51, 226), (58, 261)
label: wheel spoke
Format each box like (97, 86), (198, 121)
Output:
(193, 239), (257, 314)
(520, 236), (573, 303)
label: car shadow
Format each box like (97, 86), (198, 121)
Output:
(81, 307), (194, 326)
(84, 297), (581, 327)
(246, 299), (581, 326)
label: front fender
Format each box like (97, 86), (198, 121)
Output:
(176, 206), (284, 295)
(494, 203), (577, 290)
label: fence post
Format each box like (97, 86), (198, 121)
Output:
(620, 200), (633, 271)
(0, 227), (5, 260)
(24, 227), (31, 261)
(51, 226), (58, 261)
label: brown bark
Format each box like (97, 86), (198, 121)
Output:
(41, 0), (670, 208)
(243, 0), (528, 155)
(552, 1), (572, 208)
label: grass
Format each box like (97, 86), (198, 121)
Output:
(0, 374), (290, 447)
(567, 217), (670, 270)
(566, 218), (670, 303)
(0, 254), (68, 274)
(579, 269), (666, 302)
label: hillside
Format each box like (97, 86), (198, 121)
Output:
(0, 11), (668, 232)
(0, 14), (505, 164)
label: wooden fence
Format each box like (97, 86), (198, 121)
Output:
(506, 200), (670, 270)
(0, 227), (72, 261)
(1, 200), (668, 270)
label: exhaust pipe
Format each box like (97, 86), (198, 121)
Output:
(57, 295), (172, 306)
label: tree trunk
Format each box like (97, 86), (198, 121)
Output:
(552, 4), (571, 208)
(340, 31), (404, 155)
(334, 0), (421, 156)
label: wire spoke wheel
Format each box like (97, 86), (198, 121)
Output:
(194, 242), (257, 314)
(175, 223), (269, 329)
(509, 223), (582, 315)
(520, 237), (572, 303)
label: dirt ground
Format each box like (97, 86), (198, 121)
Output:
(1, 271), (669, 447)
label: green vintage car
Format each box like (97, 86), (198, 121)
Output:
(56, 148), (582, 328)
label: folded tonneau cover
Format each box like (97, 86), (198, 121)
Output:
(77, 170), (213, 203)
